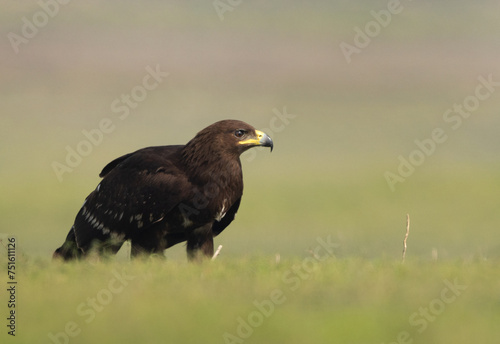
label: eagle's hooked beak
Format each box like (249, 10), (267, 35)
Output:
(256, 130), (274, 152)
(239, 130), (274, 152)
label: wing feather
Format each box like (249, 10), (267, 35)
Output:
(212, 197), (241, 237)
(73, 146), (190, 250)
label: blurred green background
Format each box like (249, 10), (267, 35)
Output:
(1, 2), (500, 344)
(1, 1), (500, 259)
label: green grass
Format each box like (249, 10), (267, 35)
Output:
(2, 255), (499, 344)
(2, 1), (500, 343)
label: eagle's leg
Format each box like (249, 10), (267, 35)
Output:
(92, 237), (125, 257)
(130, 224), (168, 258)
(186, 223), (214, 261)
(130, 240), (165, 258)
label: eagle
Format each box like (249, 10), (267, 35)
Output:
(53, 120), (273, 261)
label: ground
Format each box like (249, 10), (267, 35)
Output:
(1, 1), (499, 343)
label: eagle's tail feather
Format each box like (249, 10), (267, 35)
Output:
(53, 226), (83, 261)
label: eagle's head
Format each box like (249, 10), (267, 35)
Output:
(189, 120), (274, 158)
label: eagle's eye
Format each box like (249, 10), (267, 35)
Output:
(234, 129), (246, 138)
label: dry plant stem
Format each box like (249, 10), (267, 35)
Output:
(211, 245), (223, 261)
(402, 214), (410, 262)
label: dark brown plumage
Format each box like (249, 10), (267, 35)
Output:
(53, 120), (273, 261)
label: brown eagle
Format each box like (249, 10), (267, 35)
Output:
(53, 120), (273, 261)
